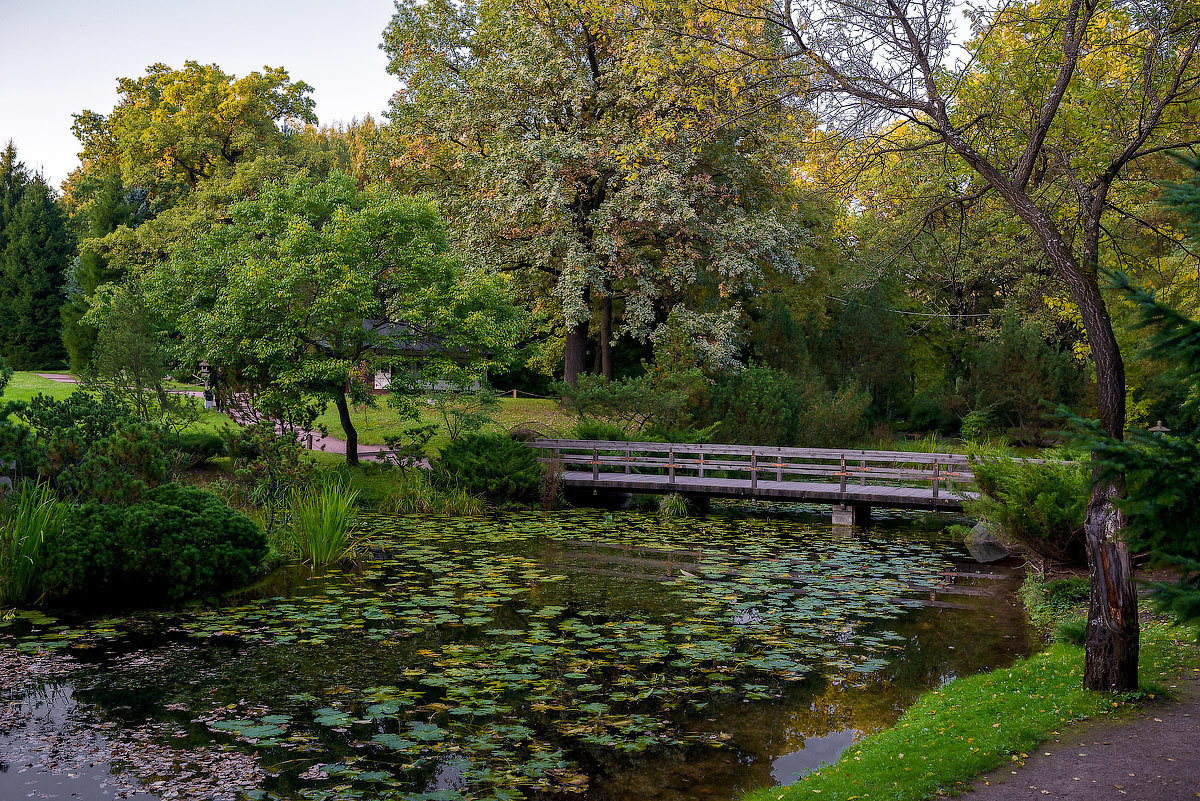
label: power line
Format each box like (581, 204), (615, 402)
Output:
(825, 295), (995, 319)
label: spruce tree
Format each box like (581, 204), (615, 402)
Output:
(61, 171), (148, 370)
(0, 142), (73, 369)
(1070, 159), (1200, 626)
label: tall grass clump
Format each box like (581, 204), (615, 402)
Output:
(379, 470), (485, 516)
(287, 482), (359, 565)
(0, 481), (66, 605)
(658, 493), (690, 519)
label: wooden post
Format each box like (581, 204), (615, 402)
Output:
(669, 447), (676, 484)
(839, 456), (847, 495)
(776, 455), (783, 482)
(512, 388), (518, 399)
(750, 451), (758, 489)
(698, 454), (705, 479)
(933, 460), (940, 499)
(624, 449), (631, 474)
(860, 458), (866, 486)
(592, 446), (599, 481)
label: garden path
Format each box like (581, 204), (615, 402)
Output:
(959, 674), (1200, 800)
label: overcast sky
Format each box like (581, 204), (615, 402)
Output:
(0, 0), (401, 189)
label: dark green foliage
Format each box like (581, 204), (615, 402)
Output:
(433, 433), (541, 502)
(966, 314), (1085, 443)
(1044, 576), (1090, 606)
(966, 454), (1089, 564)
(40, 482), (266, 604)
(171, 431), (228, 466)
(61, 171), (150, 370)
(1068, 270), (1200, 626)
(0, 142), (73, 368)
(829, 286), (912, 420)
(226, 420), (314, 536)
(573, 420), (631, 442)
(699, 365), (870, 448)
(15, 391), (168, 503)
(557, 369), (706, 437)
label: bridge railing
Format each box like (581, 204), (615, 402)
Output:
(526, 439), (976, 499)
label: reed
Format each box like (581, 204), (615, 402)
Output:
(287, 482), (360, 565)
(379, 470), (485, 516)
(658, 493), (690, 519)
(0, 481), (65, 605)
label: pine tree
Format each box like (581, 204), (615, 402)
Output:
(0, 142), (73, 369)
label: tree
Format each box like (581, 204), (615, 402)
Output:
(71, 62), (316, 209)
(81, 285), (201, 435)
(145, 173), (524, 465)
(628, 0), (1200, 690)
(0, 142), (73, 369)
(382, 0), (809, 383)
(1072, 273), (1200, 628)
(60, 171), (151, 370)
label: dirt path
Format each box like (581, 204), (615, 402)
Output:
(957, 676), (1200, 801)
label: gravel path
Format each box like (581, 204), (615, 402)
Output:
(958, 674), (1200, 801)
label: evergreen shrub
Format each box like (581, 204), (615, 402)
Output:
(433, 433), (541, 502)
(966, 453), (1089, 564)
(701, 366), (869, 448)
(172, 432), (228, 466)
(41, 483), (266, 604)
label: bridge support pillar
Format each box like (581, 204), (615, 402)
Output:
(831, 504), (870, 527)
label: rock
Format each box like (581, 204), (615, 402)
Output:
(965, 521), (1012, 563)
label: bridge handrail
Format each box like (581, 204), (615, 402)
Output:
(526, 439), (973, 465)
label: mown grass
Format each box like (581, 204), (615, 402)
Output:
(312, 396), (575, 454)
(745, 621), (1198, 801)
(3, 371), (230, 432)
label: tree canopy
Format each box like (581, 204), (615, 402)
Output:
(144, 172), (524, 464)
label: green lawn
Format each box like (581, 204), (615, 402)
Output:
(3, 371), (79, 404)
(314, 396), (577, 454)
(745, 621), (1199, 801)
(3, 371), (230, 432)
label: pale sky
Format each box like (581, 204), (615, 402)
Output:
(0, 0), (401, 189)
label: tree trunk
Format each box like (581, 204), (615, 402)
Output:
(564, 319), (589, 386)
(334, 388), (359, 467)
(961, 168), (1139, 690)
(599, 293), (613, 380)
(1083, 476), (1139, 690)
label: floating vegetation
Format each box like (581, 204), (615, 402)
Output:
(0, 509), (1026, 801)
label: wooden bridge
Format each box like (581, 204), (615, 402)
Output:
(527, 439), (978, 523)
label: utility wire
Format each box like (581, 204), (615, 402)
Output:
(825, 295), (995, 319)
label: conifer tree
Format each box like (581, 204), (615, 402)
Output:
(0, 142), (73, 369)
(61, 171), (149, 369)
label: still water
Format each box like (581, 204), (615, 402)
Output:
(0, 506), (1031, 801)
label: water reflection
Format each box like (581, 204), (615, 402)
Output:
(1, 506), (1031, 801)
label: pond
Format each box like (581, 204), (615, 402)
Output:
(0, 506), (1032, 801)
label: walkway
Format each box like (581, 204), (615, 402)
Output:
(530, 439), (978, 519)
(961, 678), (1200, 800)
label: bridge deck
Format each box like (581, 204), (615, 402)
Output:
(560, 470), (974, 511)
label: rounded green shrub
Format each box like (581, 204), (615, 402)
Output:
(966, 454), (1088, 564)
(171, 432), (228, 466)
(41, 483), (266, 604)
(433, 433), (541, 502)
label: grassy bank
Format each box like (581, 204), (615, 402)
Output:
(312, 395), (574, 452)
(746, 621), (1198, 801)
